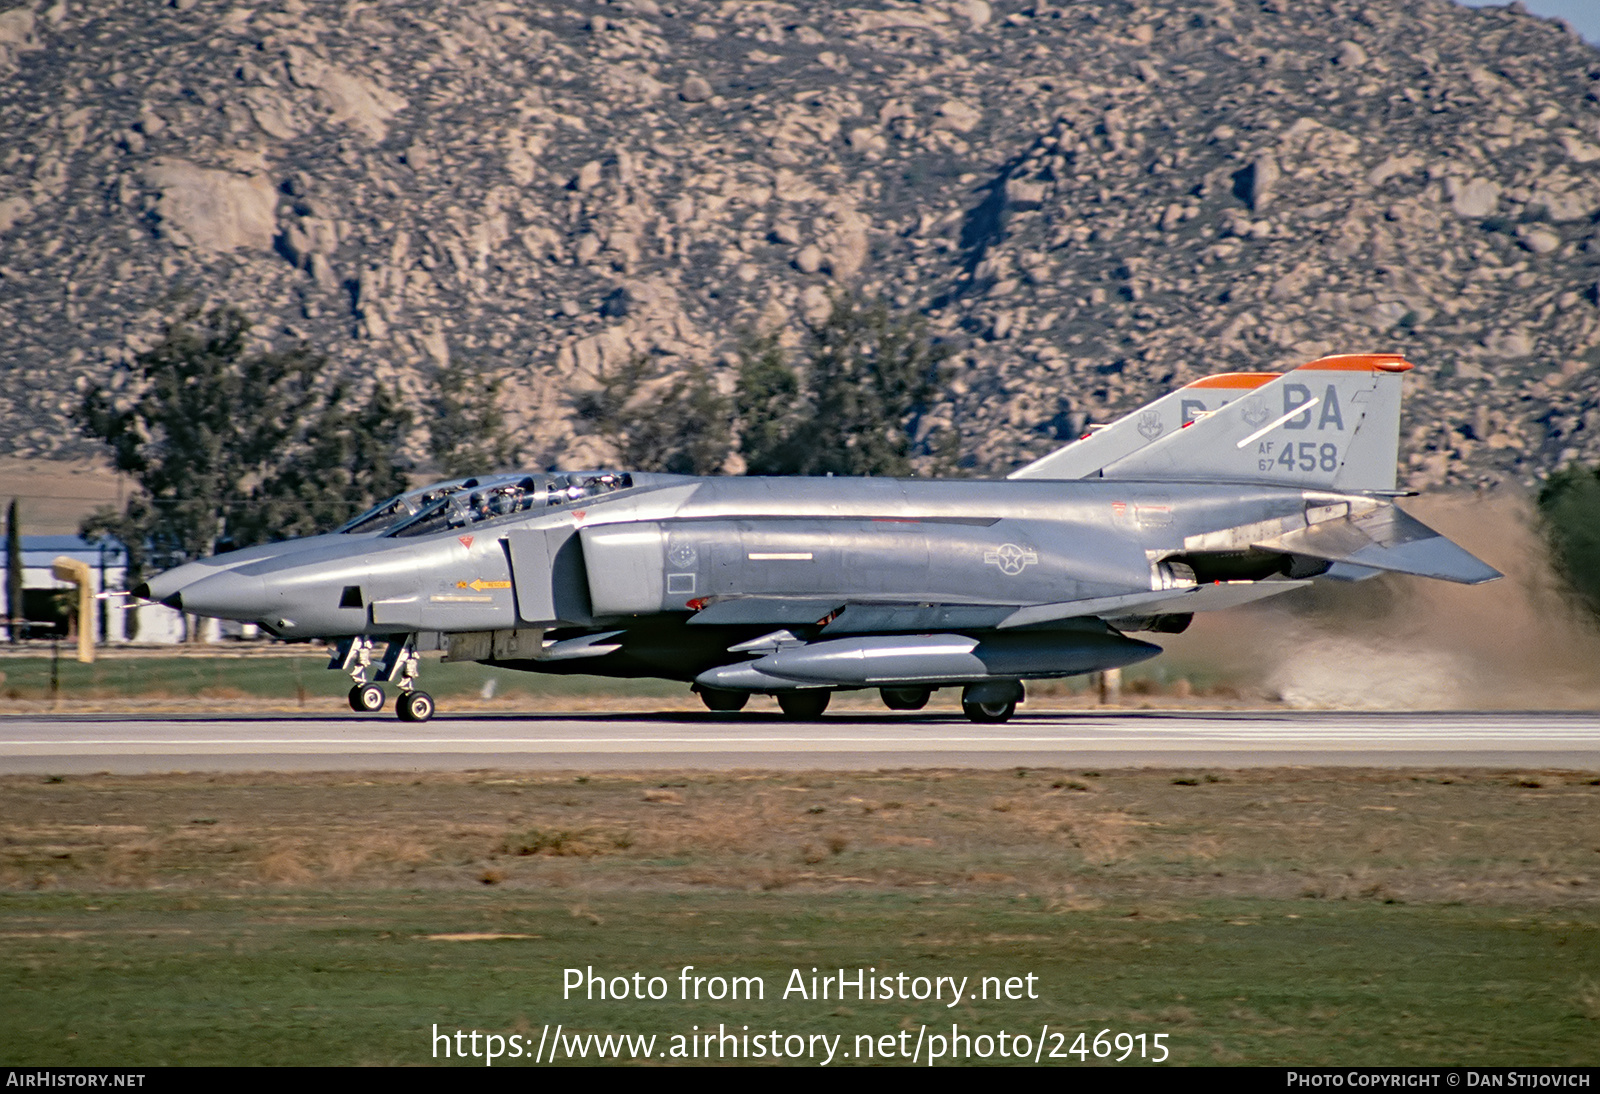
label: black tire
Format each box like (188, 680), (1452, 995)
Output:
(349, 684), (385, 713)
(880, 686), (931, 711)
(962, 697), (1016, 724)
(397, 690), (436, 723)
(777, 690), (831, 719)
(698, 687), (750, 712)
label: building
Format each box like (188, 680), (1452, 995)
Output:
(4, 534), (199, 644)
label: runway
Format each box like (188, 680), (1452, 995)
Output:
(2, 709), (1599, 773)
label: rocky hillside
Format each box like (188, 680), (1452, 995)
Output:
(2, 0), (1598, 487)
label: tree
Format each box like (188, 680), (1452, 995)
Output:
(1537, 462), (1600, 624)
(735, 294), (953, 477)
(427, 360), (520, 478)
(230, 379), (413, 545)
(734, 331), (807, 476)
(573, 353), (734, 475)
(77, 305), (415, 573)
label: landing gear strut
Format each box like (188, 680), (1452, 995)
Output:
(334, 638), (384, 713)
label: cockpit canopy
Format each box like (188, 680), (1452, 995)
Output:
(332, 472), (534, 536)
(386, 472), (634, 538)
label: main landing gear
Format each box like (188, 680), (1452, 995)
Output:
(694, 683), (1020, 722)
(694, 687), (831, 718)
(879, 686), (931, 711)
(777, 690), (831, 719)
(331, 636), (435, 722)
(960, 680), (1023, 724)
(695, 686), (750, 713)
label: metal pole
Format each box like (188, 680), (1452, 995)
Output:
(97, 540), (108, 644)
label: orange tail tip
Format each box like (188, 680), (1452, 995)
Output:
(1297, 352), (1414, 373)
(1186, 371), (1281, 390)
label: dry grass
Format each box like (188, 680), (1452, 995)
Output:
(2, 768), (1598, 909)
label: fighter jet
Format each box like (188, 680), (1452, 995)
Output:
(139, 353), (1499, 723)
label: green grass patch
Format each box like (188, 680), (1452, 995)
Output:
(1, 890), (1595, 1066)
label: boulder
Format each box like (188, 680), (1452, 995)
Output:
(679, 75), (712, 103)
(140, 160), (278, 253)
(285, 46), (406, 143)
(1448, 177), (1500, 218)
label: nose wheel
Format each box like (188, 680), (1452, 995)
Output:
(397, 690), (435, 723)
(348, 684), (385, 713)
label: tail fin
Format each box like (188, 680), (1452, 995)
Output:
(1096, 353), (1413, 492)
(1009, 372), (1279, 480)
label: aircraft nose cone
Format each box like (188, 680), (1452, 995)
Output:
(127, 580), (182, 611)
(138, 562), (212, 605)
(176, 571), (270, 622)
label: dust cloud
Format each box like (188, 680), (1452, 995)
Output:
(1159, 491), (1600, 710)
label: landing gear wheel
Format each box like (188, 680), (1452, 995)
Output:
(880, 686), (931, 711)
(962, 697), (1016, 724)
(397, 690), (435, 723)
(348, 684), (385, 713)
(698, 687), (750, 713)
(961, 682), (1021, 724)
(777, 690), (831, 719)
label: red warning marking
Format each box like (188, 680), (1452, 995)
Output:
(458, 535), (474, 549)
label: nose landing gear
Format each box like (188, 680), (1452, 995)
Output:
(348, 683), (386, 713)
(331, 635), (435, 722)
(334, 638), (384, 712)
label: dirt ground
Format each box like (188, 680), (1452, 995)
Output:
(2, 458), (131, 536)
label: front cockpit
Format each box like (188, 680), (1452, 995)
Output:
(331, 471), (610, 538)
(386, 472), (635, 539)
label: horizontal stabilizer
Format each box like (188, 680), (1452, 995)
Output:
(1254, 506), (1501, 585)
